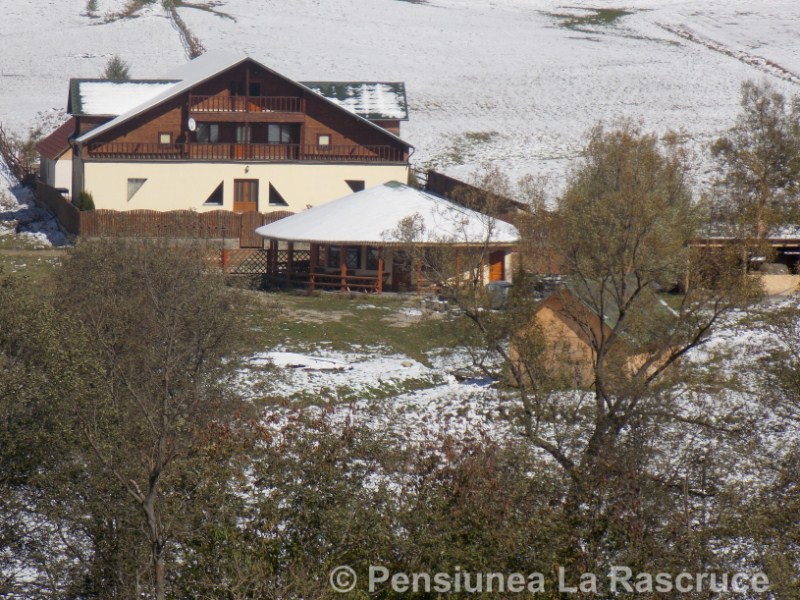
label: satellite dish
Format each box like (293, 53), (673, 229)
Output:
(187, 118), (197, 132)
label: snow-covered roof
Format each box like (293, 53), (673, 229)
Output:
(76, 52), (246, 143)
(75, 52), (411, 148)
(69, 79), (178, 116)
(301, 82), (408, 121)
(255, 181), (519, 246)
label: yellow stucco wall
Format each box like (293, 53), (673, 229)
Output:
(40, 151), (73, 192)
(82, 162), (409, 212)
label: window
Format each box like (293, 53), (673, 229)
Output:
(317, 134), (331, 147)
(346, 179), (365, 193)
(230, 81), (245, 96)
(236, 125), (251, 144)
(159, 132), (171, 145)
(268, 183), (288, 206)
(249, 82), (261, 97)
(267, 123), (299, 144)
(327, 246), (341, 269)
(203, 182), (224, 205)
(328, 247), (363, 270)
(127, 178), (146, 201)
(197, 123), (219, 143)
(366, 247), (381, 271)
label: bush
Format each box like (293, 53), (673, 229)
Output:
(75, 191), (95, 211)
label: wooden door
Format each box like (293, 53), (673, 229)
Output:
(489, 250), (505, 282)
(234, 179), (258, 213)
(239, 211), (265, 248)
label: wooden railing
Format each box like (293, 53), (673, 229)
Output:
(189, 95), (304, 113)
(86, 142), (406, 163)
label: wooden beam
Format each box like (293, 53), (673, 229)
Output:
(377, 249), (384, 295)
(310, 243), (318, 291)
(287, 242), (294, 282)
(340, 245), (347, 292)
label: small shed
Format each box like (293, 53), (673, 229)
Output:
(254, 181), (519, 292)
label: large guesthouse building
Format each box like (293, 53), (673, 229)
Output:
(38, 52), (411, 213)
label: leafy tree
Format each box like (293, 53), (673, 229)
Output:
(102, 55), (130, 80)
(75, 190), (95, 211)
(424, 125), (757, 584)
(52, 238), (247, 599)
(711, 81), (800, 252)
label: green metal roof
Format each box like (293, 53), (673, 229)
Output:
(300, 81), (408, 121)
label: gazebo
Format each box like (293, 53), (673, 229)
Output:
(254, 181), (519, 292)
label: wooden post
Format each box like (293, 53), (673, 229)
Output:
(377, 249), (384, 295)
(340, 245), (348, 292)
(310, 243), (318, 291)
(221, 248), (229, 275)
(269, 239), (278, 276)
(454, 249), (461, 289)
(416, 256), (422, 295)
(287, 242), (294, 283)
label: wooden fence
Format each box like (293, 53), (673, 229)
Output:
(34, 182), (292, 248)
(36, 181), (81, 235)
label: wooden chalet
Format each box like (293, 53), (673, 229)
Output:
(37, 51), (411, 215)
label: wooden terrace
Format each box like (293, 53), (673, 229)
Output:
(84, 142), (406, 162)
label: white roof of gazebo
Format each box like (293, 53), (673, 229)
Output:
(255, 181), (519, 246)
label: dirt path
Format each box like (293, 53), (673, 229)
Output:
(659, 23), (800, 86)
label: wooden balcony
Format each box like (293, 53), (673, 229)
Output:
(84, 142), (407, 163)
(189, 95), (304, 113)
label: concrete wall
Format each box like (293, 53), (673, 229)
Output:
(82, 161), (409, 212)
(760, 274), (800, 296)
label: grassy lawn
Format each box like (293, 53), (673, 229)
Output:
(236, 289), (462, 364)
(0, 247), (65, 283)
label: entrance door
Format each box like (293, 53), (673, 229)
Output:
(234, 125), (251, 159)
(234, 179), (259, 213)
(489, 250), (505, 282)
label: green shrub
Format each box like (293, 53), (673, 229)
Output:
(75, 191), (95, 211)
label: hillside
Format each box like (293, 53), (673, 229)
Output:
(2, 0), (799, 192)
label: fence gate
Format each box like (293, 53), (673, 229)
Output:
(239, 211), (265, 248)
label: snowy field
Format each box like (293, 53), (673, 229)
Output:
(2, 0), (800, 195)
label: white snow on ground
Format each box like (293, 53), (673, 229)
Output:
(2, 1), (799, 195)
(0, 178), (69, 247)
(175, 0), (800, 192)
(0, 0), (185, 133)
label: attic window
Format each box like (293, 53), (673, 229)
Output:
(203, 182), (224, 206)
(317, 134), (331, 147)
(346, 180), (365, 193)
(268, 183), (289, 206)
(159, 132), (172, 145)
(127, 178), (146, 201)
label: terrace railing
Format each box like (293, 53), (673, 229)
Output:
(188, 95), (304, 113)
(85, 142), (406, 163)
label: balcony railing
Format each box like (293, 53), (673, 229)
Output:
(188, 95), (304, 113)
(85, 142), (406, 163)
